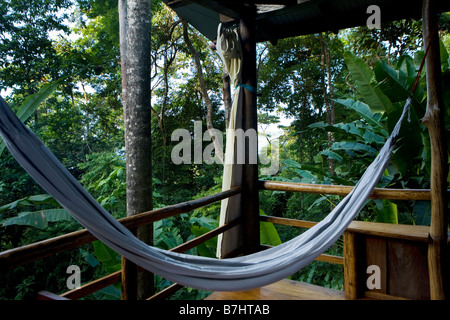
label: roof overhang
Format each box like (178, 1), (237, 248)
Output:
(163, 0), (450, 44)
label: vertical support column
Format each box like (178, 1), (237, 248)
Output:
(343, 231), (359, 299)
(121, 233), (137, 300)
(240, 9), (260, 254)
(422, 0), (448, 300)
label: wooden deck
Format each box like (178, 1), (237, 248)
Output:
(205, 279), (347, 300)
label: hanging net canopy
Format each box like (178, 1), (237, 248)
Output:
(0, 26), (412, 292)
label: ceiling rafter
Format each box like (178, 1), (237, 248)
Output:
(164, 0), (450, 44)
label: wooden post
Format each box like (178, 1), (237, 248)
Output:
(240, 8), (260, 254)
(343, 231), (359, 299)
(121, 235), (138, 300)
(422, 0), (449, 300)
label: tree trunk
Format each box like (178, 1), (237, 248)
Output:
(319, 32), (335, 176)
(183, 21), (223, 163)
(422, 0), (448, 300)
(120, 0), (153, 300)
(324, 32), (335, 176)
(118, 0), (127, 121)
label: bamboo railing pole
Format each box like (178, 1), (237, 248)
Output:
(259, 180), (436, 200)
(422, 0), (449, 300)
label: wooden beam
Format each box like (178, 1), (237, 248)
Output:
(60, 270), (122, 300)
(240, 8), (260, 255)
(189, 0), (242, 20)
(315, 253), (344, 265)
(422, 0), (449, 300)
(147, 283), (184, 300)
(259, 180), (438, 200)
(260, 244), (343, 265)
(348, 220), (449, 243)
(170, 218), (241, 253)
(37, 291), (70, 300)
(343, 231), (359, 299)
(260, 215), (449, 244)
(122, 186), (242, 230)
(0, 186), (242, 271)
(259, 215), (317, 229)
(0, 228), (96, 272)
(57, 219), (241, 300)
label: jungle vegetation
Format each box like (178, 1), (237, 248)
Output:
(0, 0), (449, 300)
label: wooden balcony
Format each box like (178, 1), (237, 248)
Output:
(1, 180), (447, 301)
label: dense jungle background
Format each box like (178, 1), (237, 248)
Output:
(0, 0), (449, 300)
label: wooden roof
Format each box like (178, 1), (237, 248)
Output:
(163, 0), (450, 43)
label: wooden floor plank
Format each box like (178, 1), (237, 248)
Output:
(205, 279), (346, 300)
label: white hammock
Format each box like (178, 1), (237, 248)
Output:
(0, 92), (411, 291)
(0, 24), (411, 292)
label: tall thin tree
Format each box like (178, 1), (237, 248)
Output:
(319, 32), (335, 176)
(119, 0), (153, 300)
(183, 21), (223, 163)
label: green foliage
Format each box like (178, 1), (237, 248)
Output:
(332, 99), (387, 134)
(79, 240), (122, 300)
(152, 214), (221, 298)
(0, 194), (57, 212)
(345, 19), (423, 64)
(0, 193), (76, 231)
(0, 79), (63, 156)
(344, 52), (394, 113)
(78, 151), (127, 217)
(375, 199), (398, 224)
(1, 0), (449, 300)
(189, 216), (219, 258)
(293, 260), (344, 291)
(90, 240), (121, 274)
(0, 0), (72, 95)
(294, 46), (450, 225)
(2, 209), (73, 229)
(259, 210), (282, 247)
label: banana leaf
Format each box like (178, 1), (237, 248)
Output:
(1, 208), (73, 229)
(0, 80), (62, 156)
(334, 98), (387, 135)
(92, 240), (121, 274)
(344, 52), (393, 113)
(259, 210), (282, 247)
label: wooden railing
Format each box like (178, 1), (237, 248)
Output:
(260, 180), (450, 300)
(259, 180), (433, 200)
(1, 180), (442, 300)
(258, 180), (440, 270)
(1, 186), (243, 300)
(0, 186), (242, 271)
